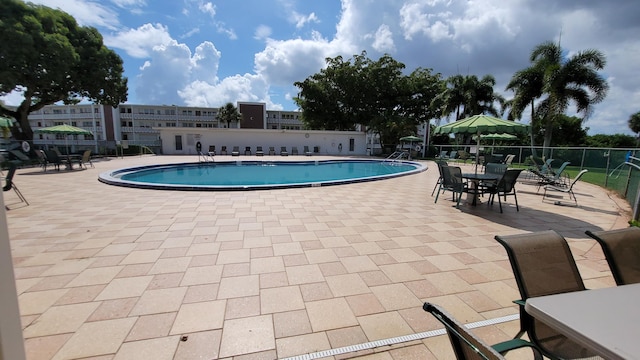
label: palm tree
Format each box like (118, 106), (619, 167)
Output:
(217, 102), (242, 128)
(510, 41), (608, 153)
(439, 74), (503, 121)
(628, 111), (640, 146)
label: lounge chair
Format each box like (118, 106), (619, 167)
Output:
(423, 302), (541, 360)
(79, 150), (93, 169)
(255, 146), (264, 156)
(36, 149), (49, 171)
(485, 168), (524, 213)
(220, 146), (228, 155)
(542, 169), (588, 206)
(3, 163), (28, 208)
(503, 154), (515, 166)
(291, 146), (299, 155)
(268, 147), (276, 155)
(43, 149), (65, 171)
(494, 230), (596, 359)
(534, 161), (571, 189)
(9, 149), (30, 163)
(585, 227), (640, 285)
(244, 146), (252, 155)
(303, 146), (312, 156)
(438, 150), (449, 159)
(448, 150), (458, 160)
(208, 145), (216, 156)
(231, 146), (240, 156)
(280, 146), (288, 156)
(456, 150), (472, 164)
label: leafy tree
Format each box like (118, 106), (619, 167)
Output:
(437, 74), (503, 121)
(628, 111), (640, 146)
(586, 134), (637, 148)
(0, 0), (128, 140)
(507, 41), (608, 155)
(531, 114), (587, 146)
(294, 52), (443, 151)
(216, 102), (242, 128)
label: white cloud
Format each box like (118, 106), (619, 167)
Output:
(104, 23), (173, 58)
(27, 0), (120, 30)
(293, 12), (319, 29)
(110, 0), (146, 8)
(255, 25), (272, 40)
(371, 24), (395, 53)
(198, 1), (216, 17)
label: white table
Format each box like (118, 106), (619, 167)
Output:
(525, 283), (640, 360)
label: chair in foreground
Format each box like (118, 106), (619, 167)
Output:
(542, 169), (588, 206)
(586, 227), (640, 285)
(423, 302), (541, 360)
(494, 230), (597, 359)
(3, 164), (28, 208)
(431, 160), (449, 196)
(486, 168), (524, 213)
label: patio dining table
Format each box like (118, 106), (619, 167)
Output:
(461, 172), (501, 206)
(525, 283), (640, 360)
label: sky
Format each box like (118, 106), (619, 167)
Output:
(6, 0), (640, 135)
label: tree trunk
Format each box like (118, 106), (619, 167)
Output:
(542, 115), (554, 159)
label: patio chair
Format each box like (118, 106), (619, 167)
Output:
(36, 149), (49, 171)
(456, 150), (472, 164)
(431, 160), (449, 196)
(291, 146), (299, 155)
(448, 150), (458, 160)
(542, 169), (588, 206)
(3, 163), (28, 208)
(208, 145), (216, 156)
(423, 302), (542, 360)
(280, 146), (289, 156)
(79, 150), (93, 169)
(244, 146), (252, 155)
(434, 166), (469, 208)
(486, 168), (523, 213)
(438, 150), (449, 159)
(503, 154), (515, 166)
(585, 227), (640, 285)
(303, 146), (312, 156)
(231, 146), (240, 156)
(43, 149), (65, 171)
(9, 149), (31, 163)
(494, 230), (596, 359)
(220, 146), (228, 155)
(485, 163), (507, 175)
(268, 146), (276, 155)
(255, 146), (264, 156)
(534, 161), (571, 190)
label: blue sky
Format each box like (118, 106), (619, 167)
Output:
(6, 0), (640, 135)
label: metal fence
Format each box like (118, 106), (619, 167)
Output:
(433, 144), (640, 220)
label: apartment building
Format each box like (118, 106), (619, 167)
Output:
(27, 102), (305, 153)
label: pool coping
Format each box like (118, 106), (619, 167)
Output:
(98, 159), (428, 191)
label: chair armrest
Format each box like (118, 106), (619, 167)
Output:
(492, 339), (543, 360)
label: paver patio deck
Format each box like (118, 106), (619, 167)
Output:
(3, 155), (630, 359)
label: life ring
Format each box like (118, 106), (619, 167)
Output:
(196, 141), (202, 152)
(415, 145), (422, 152)
(21, 141), (31, 153)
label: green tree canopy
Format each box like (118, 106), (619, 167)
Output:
(628, 111), (640, 146)
(506, 41), (608, 154)
(0, 0), (128, 140)
(216, 102), (242, 128)
(436, 74), (503, 121)
(294, 52), (443, 150)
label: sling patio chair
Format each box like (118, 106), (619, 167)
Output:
(485, 168), (524, 213)
(208, 145), (216, 156)
(586, 227), (640, 285)
(291, 146), (299, 155)
(533, 161), (571, 190)
(542, 169), (588, 206)
(494, 230), (597, 359)
(3, 163), (28, 208)
(255, 146), (264, 156)
(423, 302), (542, 360)
(231, 146), (240, 156)
(244, 146), (252, 155)
(220, 146), (228, 155)
(431, 160), (449, 196)
(280, 146), (289, 156)
(303, 145), (312, 156)
(79, 150), (94, 169)
(268, 146), (276, 155)
(434, 166), (469, 209)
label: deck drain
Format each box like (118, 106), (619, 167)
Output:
(280, 313), (519, 360)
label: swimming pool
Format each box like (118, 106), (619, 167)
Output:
(99, 159), (426, 190)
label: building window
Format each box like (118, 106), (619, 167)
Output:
(175, 135), (183, 150)
(349, 138), (355, 152)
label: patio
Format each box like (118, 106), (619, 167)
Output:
(2, 155), (630, 359)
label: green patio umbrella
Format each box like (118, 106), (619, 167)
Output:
(0, 115), (13, 128)
(399, 135), (423, 158)
(434, 115), (530, 172)
(35, 124), (93, 155)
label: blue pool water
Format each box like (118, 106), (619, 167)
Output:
(99, 159), (426, 190)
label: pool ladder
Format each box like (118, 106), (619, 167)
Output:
(198, 152), (215, 163)
(384, 151), (408, 163)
